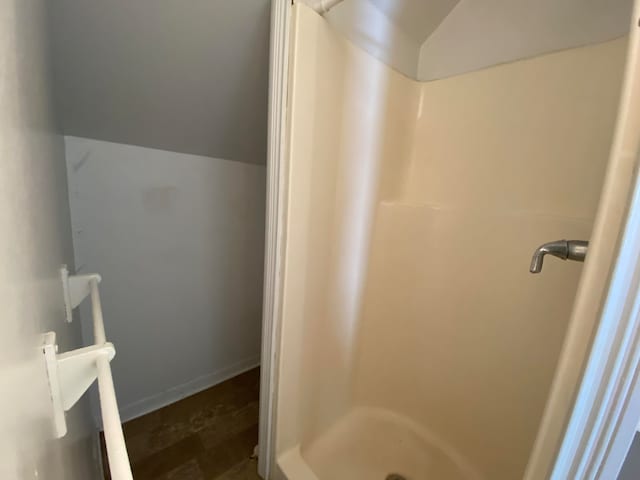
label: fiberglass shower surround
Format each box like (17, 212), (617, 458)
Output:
(273, 3), (628, 480)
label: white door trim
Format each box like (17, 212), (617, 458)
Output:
(526, 2), (640, 477)
(258, 1), (292, 478)
(549, 8), (640, 472)
(552, 158), (640, 479)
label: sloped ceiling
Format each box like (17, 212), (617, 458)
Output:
(418, 0), (634, 80)
(324, 0), (423, 77)
(367, 0), (459, 43)
(50, 0), (270, 164)
(325, 0), (633, 80)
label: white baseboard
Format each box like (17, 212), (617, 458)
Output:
(118, 356), (260, 422)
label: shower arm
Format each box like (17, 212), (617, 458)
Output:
(529, 239), (589, 273)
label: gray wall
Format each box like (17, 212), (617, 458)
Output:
(49, 1), (270, 418)
(66, 137), (265, 420)
(620, 434), (640, 480)
(0, 0), (99, 477)
(50, 0), (270, 164)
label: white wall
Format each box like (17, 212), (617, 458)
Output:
(65, 137), (265, 420)
(0, 1), (100, 478)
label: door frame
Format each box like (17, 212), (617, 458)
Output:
(551, 154), (640, 479)
(258, 1), (291, 478)
(259, 1), (640, 478)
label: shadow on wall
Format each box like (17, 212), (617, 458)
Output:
(64, 137), (266, 421)
(619, 434), (640, 480)
(1, 1), (99, 479)
(293, 1), (419, 445)
(47, 0), (271, 165)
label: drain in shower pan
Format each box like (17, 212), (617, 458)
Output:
(385, 475), (407, 480)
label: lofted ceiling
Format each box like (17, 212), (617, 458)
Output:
(50, 0), (271, 165)
(417, 0), (634, 80)
(323, 0), (634, 80)
(367, 0), (459, 44)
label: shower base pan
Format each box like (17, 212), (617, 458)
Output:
(278, 407), (482, 480)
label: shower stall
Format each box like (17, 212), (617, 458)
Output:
(261, 1), (639, 479)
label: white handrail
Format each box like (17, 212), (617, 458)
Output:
(90, 277), (107, 345)
(43, 267), (133, 479)
(89, 277), (133, 480)
(97, 354), (133, 479)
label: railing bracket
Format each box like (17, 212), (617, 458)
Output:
(60, 265), (101, 323)
(42, 331), (116, 438)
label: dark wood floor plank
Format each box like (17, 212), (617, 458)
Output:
(101, 367), (261, 480)
(198, 424), (259, 479)
(132, 435), (204, 479)
(215, 458), (261, 480)
(156, 459), (204, 480)
(124, 368), (260, 438)
(198, 401), (259, 450)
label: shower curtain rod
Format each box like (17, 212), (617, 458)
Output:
(301, 0), (345, 14)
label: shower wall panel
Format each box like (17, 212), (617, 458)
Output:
(354, 38), (627, 479)
(276, 3), (419, 454)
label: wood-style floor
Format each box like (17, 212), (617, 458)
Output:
(102, 368), (262, 480)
